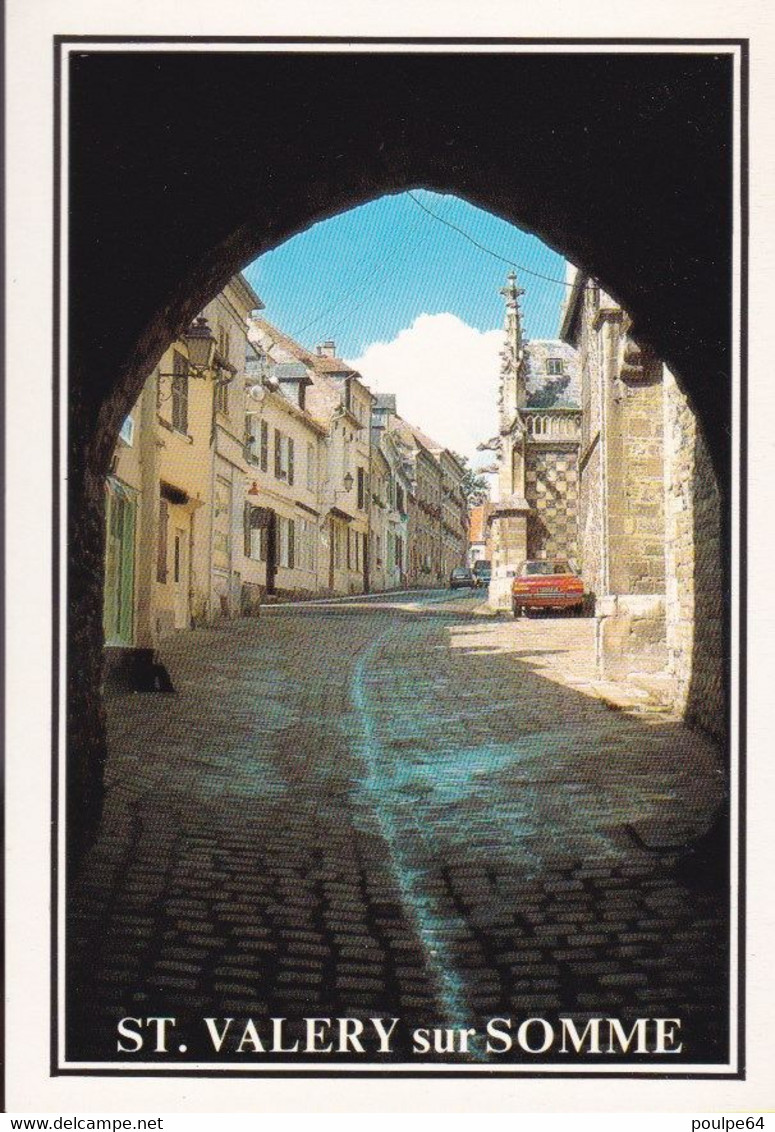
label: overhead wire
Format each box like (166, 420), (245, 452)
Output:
(293, 197), (435, 338)
(405, 191), (582, 289)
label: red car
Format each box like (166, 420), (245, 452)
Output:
(511, 559), (584, 617)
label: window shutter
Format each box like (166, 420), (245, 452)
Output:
(157, 497), (169, 583)
(244, 503), (252, 557)
(288, 437), (295, 486)
(288, 519), (295, 570)
(261, 421), (269, 472)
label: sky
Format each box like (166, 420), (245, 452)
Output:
(243, 190), (570, 466)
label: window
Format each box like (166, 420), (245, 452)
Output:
(274, 431), (295, 483)
(218, 325), (231, 365)
(244, 505), (268, 561)
(546, 357), (564, 376)
(245, 413), (259, 464)
(215, 379), (229, 416)
(171, 350), (188, 434)
(277, 516), (295, 569)
(246, 415), (269, 469)
(332, 521), (343, 569)
(296, 518), (317, 573)
(306, 442), (316, 492)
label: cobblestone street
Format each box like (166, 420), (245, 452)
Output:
(67, 592), (728, 1066)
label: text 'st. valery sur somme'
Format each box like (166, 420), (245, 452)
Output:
(116, 1015), (684, 1056)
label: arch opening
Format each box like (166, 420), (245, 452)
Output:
(62, 47), (735, 1069)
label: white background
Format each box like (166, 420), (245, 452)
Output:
(5, 0), (775, 1115)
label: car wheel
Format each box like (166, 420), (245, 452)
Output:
(512, 601), (522, 618)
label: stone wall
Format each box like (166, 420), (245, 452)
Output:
(525, 446), (580, 561)
(664, 370), (725, 741)
(576, 284), (606, 598)
(606, 365), (666, 595)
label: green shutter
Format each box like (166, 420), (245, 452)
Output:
(274, 429), (282, 478)
(261, 420), (268, 472)
(288, 518), (295, 570)
(288, 437), (295, 485)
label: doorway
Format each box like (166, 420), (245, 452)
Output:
(173, 526), (189, 629)
(103, 483), (136, 647)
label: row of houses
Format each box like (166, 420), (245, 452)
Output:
(103, 273), (469, 666)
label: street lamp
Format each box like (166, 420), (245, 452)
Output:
(342, 472), (354, 493)
(158, 316), (218, 384)
(181, 316), (217, 376)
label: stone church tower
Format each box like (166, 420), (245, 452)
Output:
(487, 273), (582, 609)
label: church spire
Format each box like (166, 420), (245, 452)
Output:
(499, 270), (527, 423)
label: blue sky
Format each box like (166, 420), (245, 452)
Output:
(242, 191), (571, 466)
(243, 190), (569, 359)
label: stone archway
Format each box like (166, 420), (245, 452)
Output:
(65, 47), (735, 865)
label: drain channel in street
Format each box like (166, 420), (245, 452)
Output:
(350, 619), (476, 1042)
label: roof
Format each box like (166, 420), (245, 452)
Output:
(403, 419), (445, 455)
(249, 315), (357, 379)
(374, 393), (397, 413)
(559, 270), (587, 346)
(272, 361), (312, 385)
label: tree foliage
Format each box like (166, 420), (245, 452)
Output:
(453, 453), (491, 507)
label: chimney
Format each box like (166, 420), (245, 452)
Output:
(316, 340), (336, 358)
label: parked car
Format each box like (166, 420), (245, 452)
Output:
(511, 559), (584, 617)
(449, 566), (477, 590)
(472, 559), (492, 588)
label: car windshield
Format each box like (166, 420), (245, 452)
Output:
(452, 568), (469, 576)
(522, 560), (573, 576)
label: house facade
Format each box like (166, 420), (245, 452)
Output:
(247, 325), (375, 597)
(102, 273), (263, 686)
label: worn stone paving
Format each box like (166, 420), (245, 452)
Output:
(67, 594), (728, 1066)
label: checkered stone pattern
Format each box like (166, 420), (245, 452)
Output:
(525, 447), (580, 560)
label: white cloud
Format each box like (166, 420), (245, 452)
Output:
(347, 313), (502, 467)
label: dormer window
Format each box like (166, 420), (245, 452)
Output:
(546, 357), (564, 376)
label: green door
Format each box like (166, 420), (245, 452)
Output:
(104, 484), (137, 646)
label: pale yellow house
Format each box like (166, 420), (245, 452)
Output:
(103, 273), (263, 670)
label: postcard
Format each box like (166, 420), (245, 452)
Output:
(4, 0), (774, 1115)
